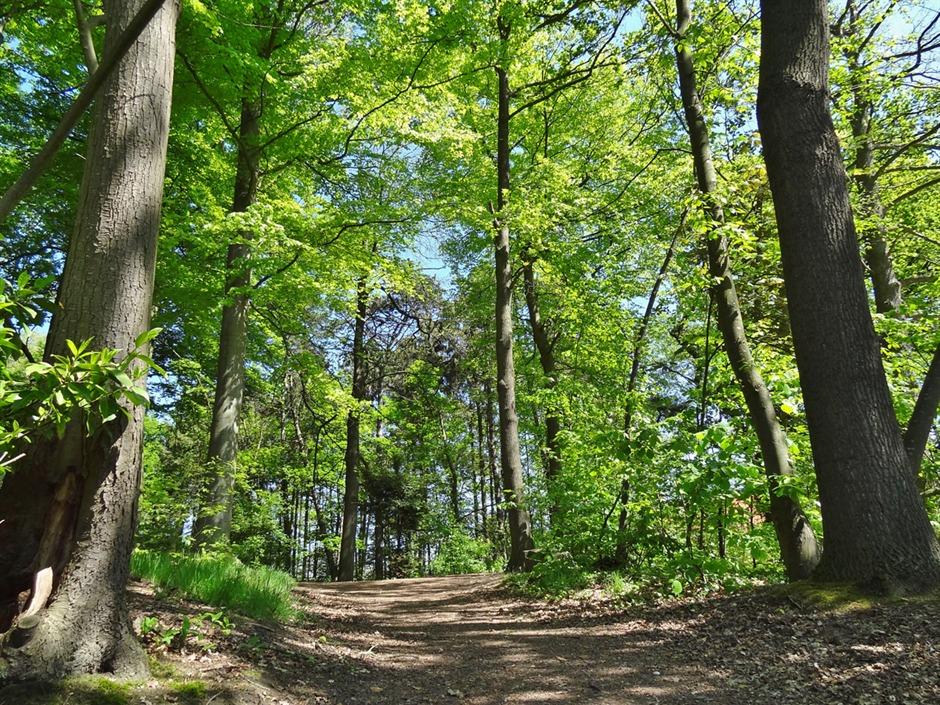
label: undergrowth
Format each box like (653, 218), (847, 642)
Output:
(131, 549), (296, 621)
(506, 549), (771, 601)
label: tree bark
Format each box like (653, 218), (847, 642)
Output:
(613, 221), (680, 566)
(904, 345), (940, 477)
(673, 0), (820, 580)
(493, 50), (535, 571)
(0, 0), (177, 679)
(842, 21), (902, 314)
(484, 382), (502, 543)
(193, 98), (261, 548)
(757, 0), (940, 589)
(72, 0), (99, 73)
(338, 277), (368, 581)
(0, 0), (169, 225)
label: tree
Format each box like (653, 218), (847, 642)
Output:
(338, 274), (369, 580)
(0, 0), (177, 677)
(664, 0), (819, 580)
(756, 0), (940, 589)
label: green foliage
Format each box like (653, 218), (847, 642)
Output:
(0, 278), (161, 479)
(130, 549), (296, 621)
(429, 528), (494, 575)
(137, 609), (233, 653)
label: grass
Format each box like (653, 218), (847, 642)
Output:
(131, 549), (296, 621)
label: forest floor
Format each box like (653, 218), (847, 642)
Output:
(2, 573), (939, 705)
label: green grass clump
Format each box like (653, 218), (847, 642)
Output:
(131, 549), (296, 621)
(170, 680), (207, 698)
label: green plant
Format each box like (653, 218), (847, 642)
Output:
(429, 528), (493, 575)
(131, 549), (296, 621)
(0, 276), (163, 479)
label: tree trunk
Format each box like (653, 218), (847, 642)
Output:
(193, 98), (261, 548)
(905, 345), (940, 477)
(522, 259), (561, 519)
(493, 54), (535, 572)
(673, 0), (820, 580)
(338, 278), (368, 581)
(757, 0), (940, 590)
(374, 503), (385, 580)
(485, 383), (501, 541)
(613, 221), (680, 565)
(846, 50), (901, 313)
(0, 0), (177, 679)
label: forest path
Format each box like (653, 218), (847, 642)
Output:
(293, 574), (720, 705)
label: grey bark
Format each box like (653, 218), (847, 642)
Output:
(840, 12), (902, 313)
(72, 0), (100, 73)
(484, 382), (502, 542)
(494, 49), (535, 571)
(522, 259), (561, 518)
(613, 221), (681, 566)
(0, 0), (177, 679)
(757, 0), (940, 589)
(673, 0), (820, 580)
(192, 98), (261, 548)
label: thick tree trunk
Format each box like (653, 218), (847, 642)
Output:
(0, 0), (177, 679)
(522, 259), (561, 518)
(338, 279), (368, 581)
(193, 99), (261, 548)
(673, 0), (820, 580)
(757, 0), (940, 590)
(493, 57), (535, 572)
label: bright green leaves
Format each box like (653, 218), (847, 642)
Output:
(0, 278), (163, 478)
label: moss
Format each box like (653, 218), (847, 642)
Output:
(170, 679), (208, 699)
(63, 676), (134, 705)
(775, 579), (940, 614)
(147, 654), (179, 679)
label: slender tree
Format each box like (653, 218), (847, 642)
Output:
(668, 0), (820, 580)
(493, 20), (535, 570)
(338, 275), (369, 580)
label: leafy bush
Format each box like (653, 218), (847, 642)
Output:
(429, 528), (493, 575)
(509, 550), (595, 598)
(131, 549), (296, 621)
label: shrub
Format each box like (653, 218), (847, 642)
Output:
(429, 528), (493, 575)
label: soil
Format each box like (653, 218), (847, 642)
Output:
(1, 574), (938, 704)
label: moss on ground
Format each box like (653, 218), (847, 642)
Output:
(776, 580), (940, 613)
(0, 662), (217, 705)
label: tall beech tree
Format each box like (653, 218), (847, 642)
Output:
(492, 20), (536, 571)
(0, 0), (177, 677)
(666, 0), (819, 580)
(757, 0), (940, 589)
(190, 0), (332, 547)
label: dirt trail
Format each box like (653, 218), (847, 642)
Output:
(294, 575), (724, 704)
(5, 573), (936, 704)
